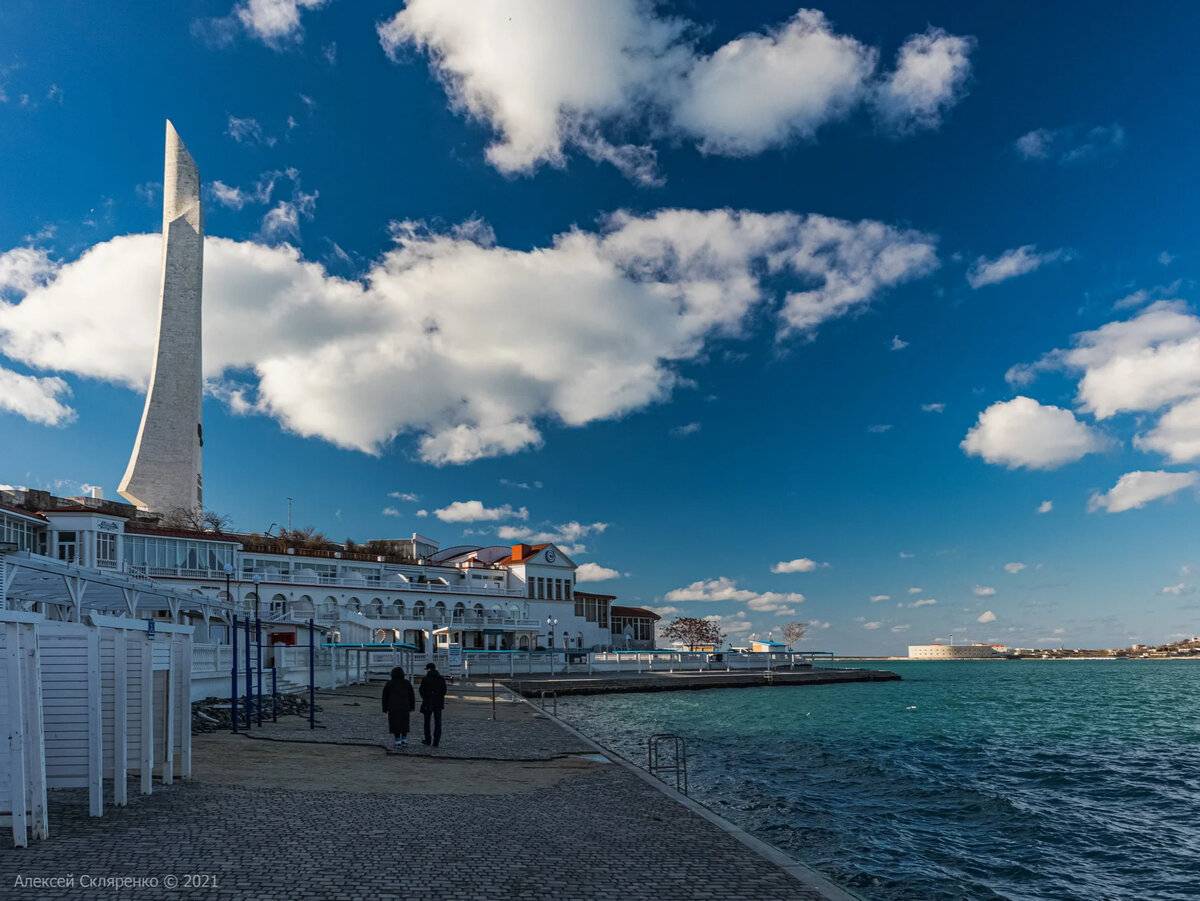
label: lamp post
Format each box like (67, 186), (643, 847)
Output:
(222, 563), (233, 611)
(253, 574), (263, 726)
(546, 615), (558, 674)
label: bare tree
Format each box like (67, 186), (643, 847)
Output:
(782, 621), (808, 647)
(661, 617), (726, 652)
(159, 506), (233, 533)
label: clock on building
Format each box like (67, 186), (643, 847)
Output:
(544, 548), (556, 562)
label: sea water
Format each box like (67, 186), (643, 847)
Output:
(557, 660), (1200, 900)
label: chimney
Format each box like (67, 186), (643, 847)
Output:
(511, 543), (532, 562)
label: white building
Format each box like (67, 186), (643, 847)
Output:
(907, 643), (1001, 659)
(1, 489), (617, 657)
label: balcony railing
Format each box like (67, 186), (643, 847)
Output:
(123, 563), (524, 597)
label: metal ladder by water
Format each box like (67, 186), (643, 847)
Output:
(648, 733), (689, 796)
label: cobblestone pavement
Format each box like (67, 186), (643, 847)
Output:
(245, 683), (593, 760)
(1, 682), (828, 900)
(2, 771), (821, 899)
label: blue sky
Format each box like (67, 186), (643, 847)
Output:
(3, 1), (1200, 653)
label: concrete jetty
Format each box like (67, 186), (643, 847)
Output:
(504, 666), (901, 697)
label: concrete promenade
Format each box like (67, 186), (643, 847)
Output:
(1, 683), (854, 900)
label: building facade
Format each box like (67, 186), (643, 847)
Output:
(907, 643), (1001, 659)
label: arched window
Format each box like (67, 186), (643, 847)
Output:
(433, 601), (446, 622)
(453, 602), (466, 622)
(518, 635), (530, 650)
(413, 601), (426, 619)
(394, 600), (405, 619)
(321, 596), (337, 619)
(368, 598), (383, 617)
(271, 593), (290, 616)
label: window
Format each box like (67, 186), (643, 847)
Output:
(565, 580), (572, 601)
(535, 577), (544, 599)
(598, 599), (609, 628)
(57, 531), (78, 564)
(96, 532), (117, 568)
(575, 595), (585, 617)
(527, 578), (534, 599)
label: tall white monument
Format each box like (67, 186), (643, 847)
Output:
(119, 120), (204, 513)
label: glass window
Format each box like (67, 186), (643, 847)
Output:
(575, 595), (585, 617)
(97, 532), (117, 568)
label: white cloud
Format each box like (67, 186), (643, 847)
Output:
(771, 557), (823, 574)
(1014, 124), (1124, 164)
(1037, 500), (1053, 514)
(226, 115), (276, 147)
(808, 619), (831, 630)
(196, 0), (326, 48)
(1134, 396), (1200, 463)
(961, 396), (1108, 470)
(497, 521), (608, 555)
(899, 551), (914, 559)
(909, 598), (937, 608)
(872, 29), (974, 133)
(921, 402), (945, 413)
(0, 365), (75, 426)
(381, 507), (401, 517)
(890, 624), (911, 633)
(977, 610), (997, 624)
(1088, 470), (1199, 514)
(433, 500), (529, 523)
(862, 621), (882, 630)
(0, 247), (56, 296)
(664, 576), (804, 612)
(967, 245), (1067, 289)
(1004, 562), (1026, 574)
(869, 594), (891, 603)
(260, 190), (318, 242)
(890, 334), (909, 351)
(868, 423), (893, 434)
(0, 209), (937, 464)
(576, 562), (621, 582)
(670, 421), (701, 437)
(415, 509), (428, 517)
(703, 612), (753, 636)
(907, 587), (922, 595)
(381, 2), (971, 180)
(1160, 583), (1187, 596)
(388, 491), (419, 502)
(973, 585), (996, 597)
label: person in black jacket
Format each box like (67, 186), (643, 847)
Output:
(418, 662), (447, 747)
(381, 666), (415, 751)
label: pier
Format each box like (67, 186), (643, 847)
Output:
(2, 682), (856, 900)
(505, 666), (901, 696)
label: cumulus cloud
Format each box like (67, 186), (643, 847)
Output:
(869, 594), (891, 603)
(872, 29), (974, 133)
(1134, 395), (1200, 463)
(432, 500), (529, 523)
(226, 115), (276, 147)
(1014, 124), (1125, 164)
(0, 365), (75, 426)
(1004, 562), (1026, 574)
(908, 598), (937, 608)
(703, 611), (753, 636)
(1160, 583), (1188, 596)
(1005, 302), (1200, 469)
(771, 557), (823, 574)
(670, 421), (701, 437)
(0, 209), (936, 458)
(1037, 500), (1053, 514)
(665, 576), (804, 612)
(961, 396), (1108, 470)
(575, 562), (621, 583)
(862, 621), (882, 630)
(977, 610), (997, 623)
(1088, 470), (1199, 514)
(195, 0), (326, 49)
(380, 1), (971, 180)
(967, 245), (1068, 289)
(388, 491), (419, 502)
(921, 402), (945, 413)
(0, 247), (56, 297)
(497, 521), (607, 555)
(973, 585), (995, 597)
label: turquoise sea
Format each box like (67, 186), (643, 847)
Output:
(557, 661), (1200, 900)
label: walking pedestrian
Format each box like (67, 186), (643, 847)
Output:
(381, 666), (415, 752)
(419, 661), (447, 747)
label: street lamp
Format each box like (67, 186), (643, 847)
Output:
(222, 563), (234, 610)
(546, 615), (559, 674)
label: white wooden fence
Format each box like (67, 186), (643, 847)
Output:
(0, 611), (193, 848)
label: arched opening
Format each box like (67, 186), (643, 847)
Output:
(393, 599), (405, 619)
(272, 593), (291, 617)
(518, 635), (530, 650)
(320, 596), (337, 619)
(413, 601), (426, 619)
(453, 601), (466, 622)
(433, 601), (446, 622)
(368, 597), (383, 617)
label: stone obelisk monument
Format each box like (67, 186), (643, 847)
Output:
(119, 120), (204, 513)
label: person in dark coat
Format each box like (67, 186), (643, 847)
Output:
(419, 662), (447, 747)
(381, 666), (415, 751)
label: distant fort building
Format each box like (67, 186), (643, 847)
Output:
(908, 643), (1002, 660)
(119, 120), (204, 513)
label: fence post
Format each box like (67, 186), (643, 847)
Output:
(308, 618), (316, 730)
(231, 615), (239, 734)
(255, 615), (263, 726)
(243, 617), (252, 729)
(271, 666), (278, 722)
